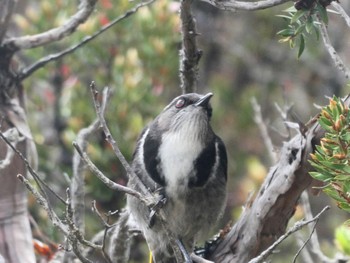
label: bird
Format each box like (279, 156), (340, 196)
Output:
(127, 92), (227, 262)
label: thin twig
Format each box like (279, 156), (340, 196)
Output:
(0, 130), (66, 204)
(292, 218), (319, 263)
(247, 206), (330, 263)
(299, 191), (334, 262)
(89, 83), (149, 196)
(91, 201), (114, 263)
(251, 97), (277, 163)
(18, 0), (155, 80)
(3, 0), (98, 50)
(198, 0), (290, 11)
(317, 15), (350, 79)
(72, 142), (143, 200)
(331, 2), (350, 28)
(17, 174), (69, 235)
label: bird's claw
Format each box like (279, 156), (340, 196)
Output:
(148, 190), (167, 228)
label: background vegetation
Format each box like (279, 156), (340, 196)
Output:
(10, 0), (350, 261)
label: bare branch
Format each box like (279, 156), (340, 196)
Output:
(198, 0), (290, 12)
(3, 0), (97, 50)
(251, 97), (277, 163)
(316, 15), (350, 79)
(71, 119), (100, 234)
(17, 174), (69, 235)
(248, 206), (330, 263)
(17, 0), (155, 81)
(298, 191), (338, 263)
(331, 2), (350, 28)
(0, 0), (16, 42)
(72, 141), (143, 200)
(0, 128), (24, 169)
(0, 129), (66, 204)
(89, 83), (150, 196)
(179, 0), (202, 93)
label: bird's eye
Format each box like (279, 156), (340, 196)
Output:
(175, 98), (186, 109)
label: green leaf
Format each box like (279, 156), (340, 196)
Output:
(338, 202), (350, 213)
(309, 171), (332, 182)
(291, 10), (307, 24)
(323, 187), (345, 202)
(316, 3), (329, 25)
(318, 116), (334, 131)
(276, 14), (293, 20)
(277, 28), (295, 37)
(297, 34), (305, 58)
(284, 6), (297, 13)
(305, 16), (314, 34)
(335, 225), (350, 255)
(295, 24), (305, 35)
(334, 174), (350, 181)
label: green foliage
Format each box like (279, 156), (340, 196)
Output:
(335, 225), (350, 255)
(310, 96), (350, 214)
(276, 1), (329, 58)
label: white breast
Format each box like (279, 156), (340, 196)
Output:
(158, 130), (202, 197)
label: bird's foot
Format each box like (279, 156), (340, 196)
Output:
(148, 188), (167, 228)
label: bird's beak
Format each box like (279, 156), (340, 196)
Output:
(195, 93), (213, 107)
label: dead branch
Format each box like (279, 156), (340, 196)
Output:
(2, 0), (98, 50)
(0, 128), (24, 169)
(251, 97), (277, 163)
(208, 95), (350, 262)
(179, 0), (202, 93)
(17, 0), (155, 81)
(0, 0), (16, 42)
(331, 2), (350, 28)
(72, 142), (143, 200)
(248, 206), (330, 263)
(71, 119), (99, 234)
(316, 15), (350, 79)
(198, 0), (290, 12)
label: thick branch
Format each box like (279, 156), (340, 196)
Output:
(2, 0), (97, 50)
(179, 0), (202, 93)
(198, 0), (290, 11)
(0, 0), (16, 43)
(209, 95), (350, 262)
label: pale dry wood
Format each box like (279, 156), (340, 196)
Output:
(3, 0), (97, 50)
(209, 95), (350, 262)
(198, 0), (290, 11)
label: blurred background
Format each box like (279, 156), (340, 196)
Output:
(9, 0), (350, 261)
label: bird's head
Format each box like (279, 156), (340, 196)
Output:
(155, 93), (214, 140)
